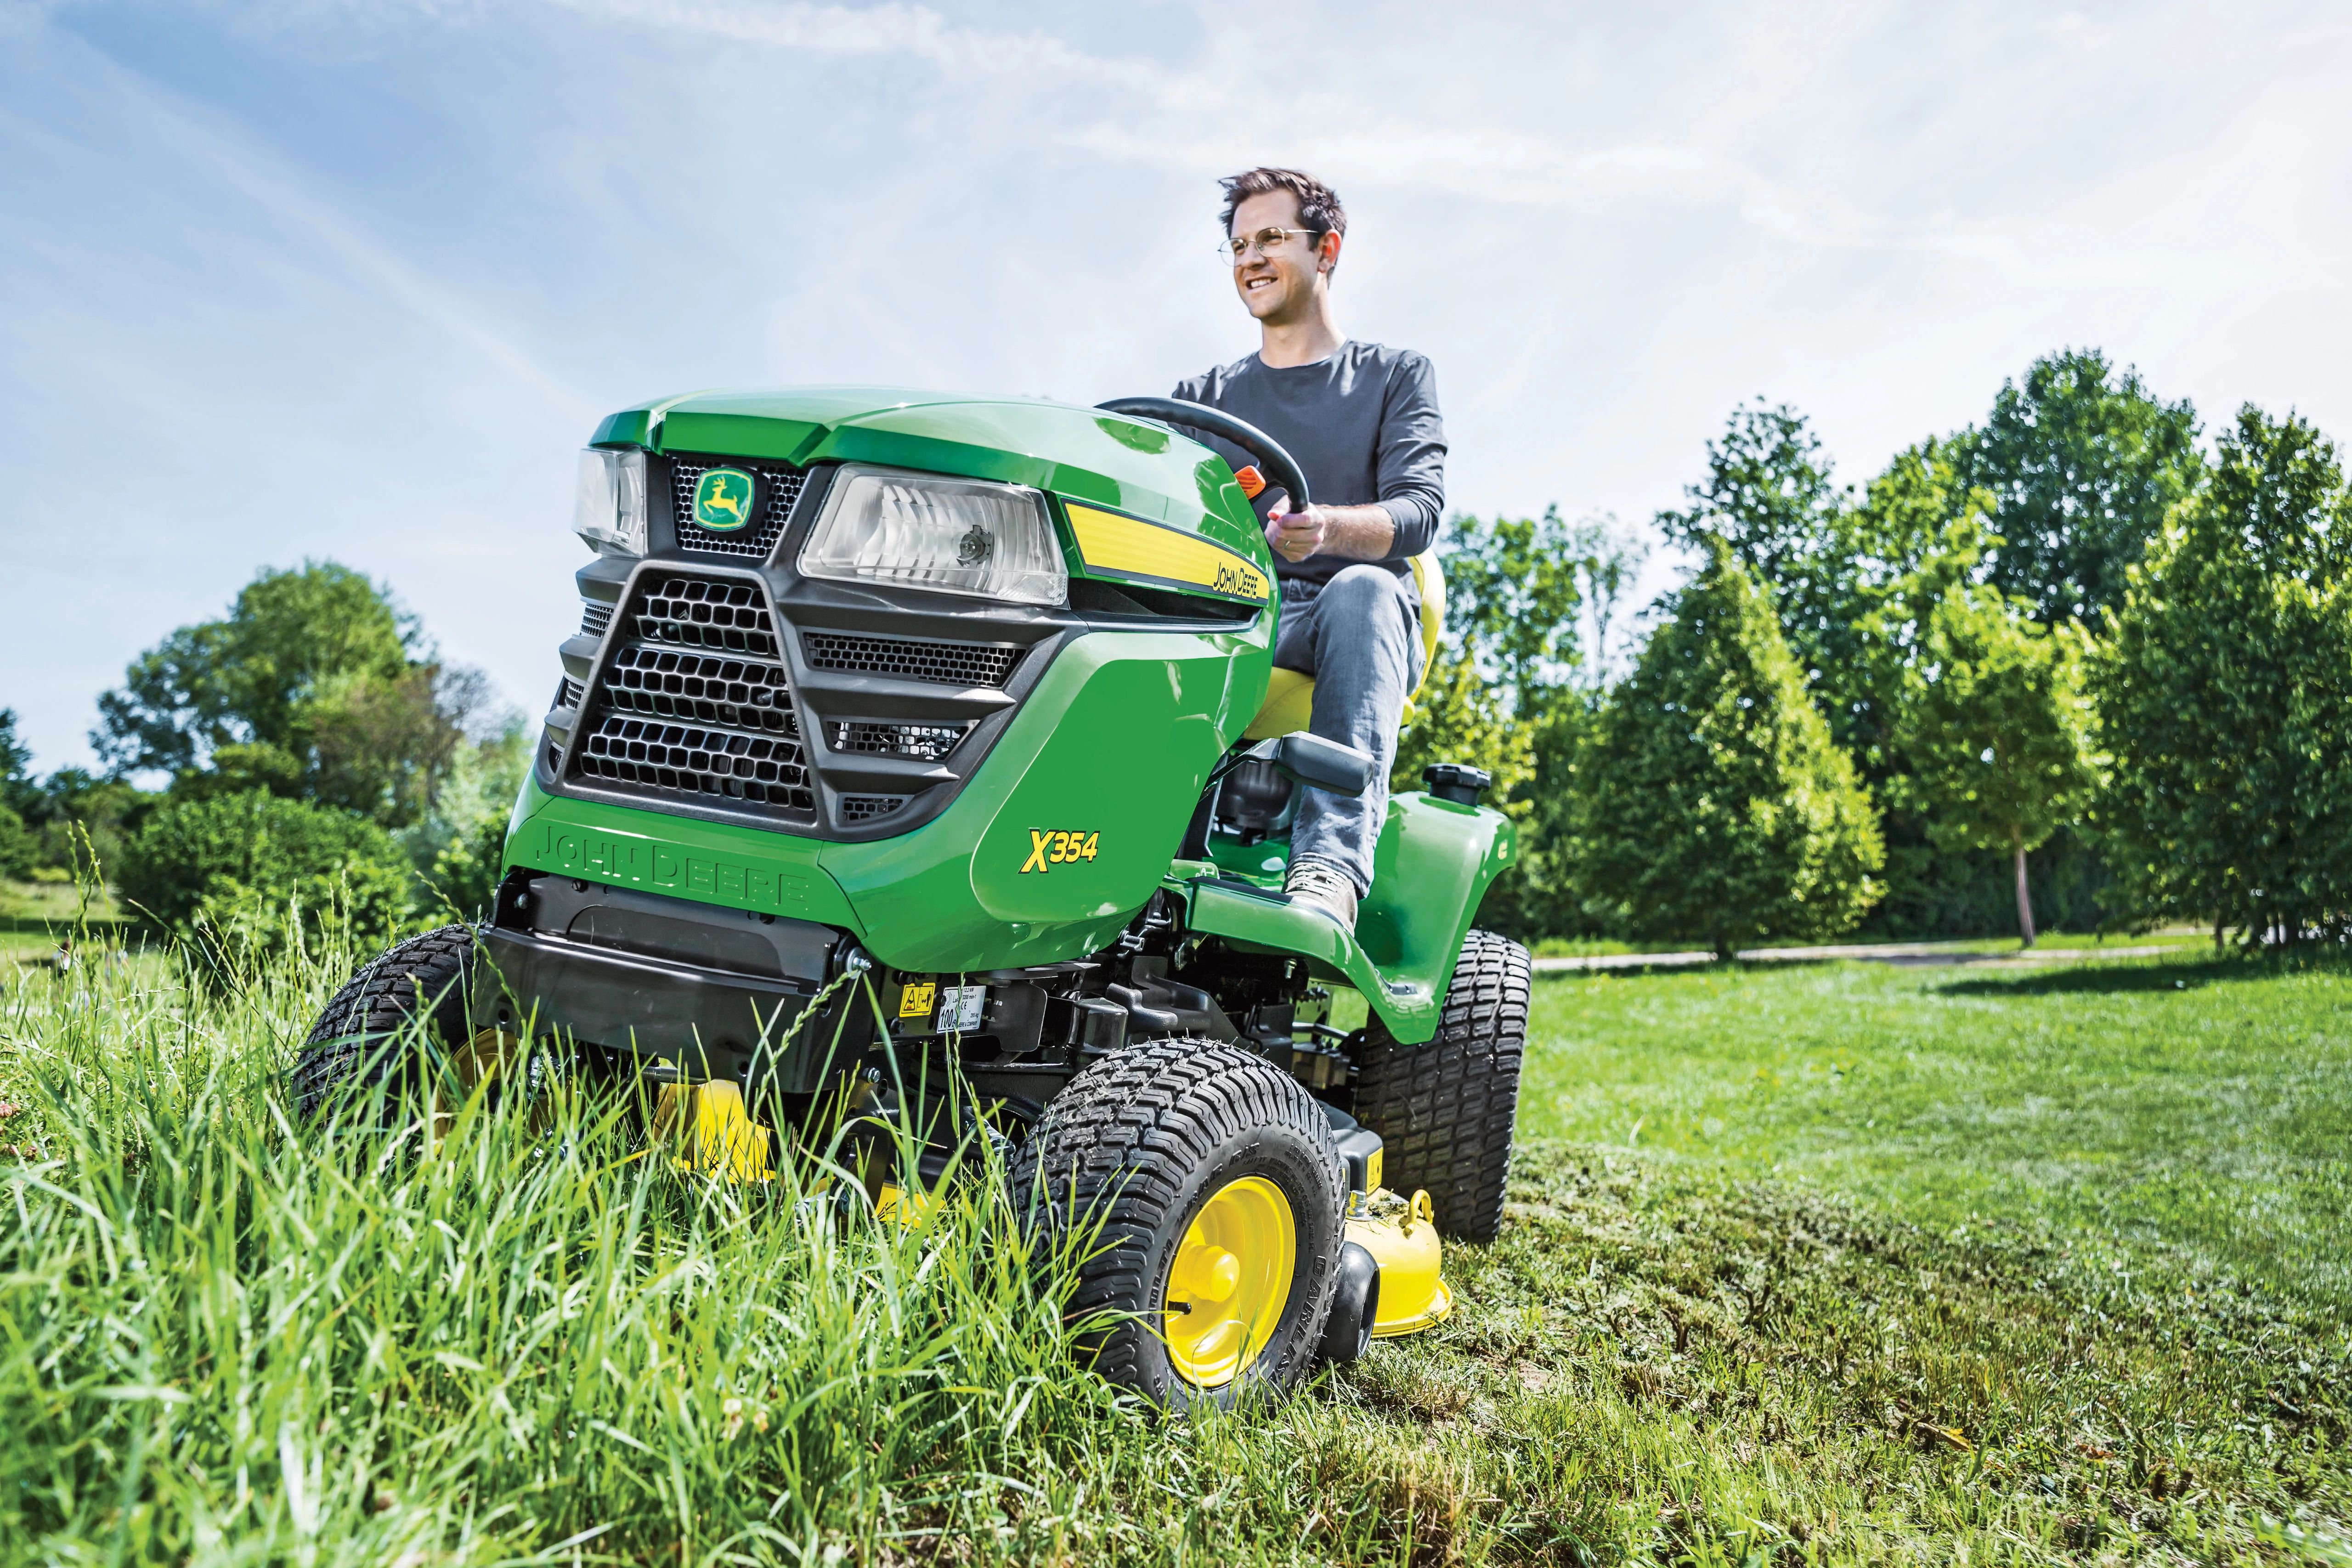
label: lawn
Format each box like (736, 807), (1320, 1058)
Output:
(0, 877), (128, 965)
(1, 941), (2346, 1565)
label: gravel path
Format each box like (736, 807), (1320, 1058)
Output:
(1532, 941), (2185, 972)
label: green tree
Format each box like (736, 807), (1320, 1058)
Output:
(1658, 404), (1991, 770)
(1960, 348), (2204, 630)
(1407, 509), (1643, 937)
(0, 804), (30, 880)
(19, 768), (157, 882)
(117, 790), (416, 949)
(2094, 405), (2352, 947)
(94, 562), (480, 827)
(1889, 589), (2099, 945)
(0, 709), (32, 815)
(1391, 648), (1535, 805)
(1569, 543), (1884, 957)
(407, 719), (531, 921)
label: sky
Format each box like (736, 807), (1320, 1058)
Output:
(4, 0), (2350, 775)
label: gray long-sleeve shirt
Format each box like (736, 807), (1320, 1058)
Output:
(1171, 340), (1446, 588)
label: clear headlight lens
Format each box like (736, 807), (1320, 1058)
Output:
(799, 464), (1067, 606)
(574, 448), (648, 555)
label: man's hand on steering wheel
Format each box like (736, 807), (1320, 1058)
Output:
(1264, 496), (1334, 562)
(1265, 495), (1397, 563)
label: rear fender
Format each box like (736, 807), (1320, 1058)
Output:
(1172, 791), (1515, 1045)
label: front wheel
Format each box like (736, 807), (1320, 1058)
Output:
(292, 924), (495, 1126)
(1012, 1038), (1345, 1409)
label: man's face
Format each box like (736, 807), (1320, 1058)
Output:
(1228, 190), (1333, 322)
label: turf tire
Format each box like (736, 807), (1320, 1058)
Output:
(1012, 1037), (1345, 1409)
(1352, 928), (1530, 1243)
(292, 924), (480, 1124)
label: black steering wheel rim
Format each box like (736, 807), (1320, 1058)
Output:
(1095, 396), (1310, 510)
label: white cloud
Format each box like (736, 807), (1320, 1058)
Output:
(3, 0), (2349, 773)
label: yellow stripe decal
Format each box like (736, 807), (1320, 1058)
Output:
(1064, 503), (1271, 604)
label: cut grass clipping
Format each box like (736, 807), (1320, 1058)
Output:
(0, 925), (2347, 1564)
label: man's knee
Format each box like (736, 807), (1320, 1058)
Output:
(1314, 566), (1415, 647)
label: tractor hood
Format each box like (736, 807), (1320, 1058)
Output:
(591, 385), (1250, 534)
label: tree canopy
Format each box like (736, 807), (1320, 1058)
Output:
(1960, 348), (2203, 630)
(94, 561), (481, 828)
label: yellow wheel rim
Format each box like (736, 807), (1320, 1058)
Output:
(1162, 1175), (1296, 1388)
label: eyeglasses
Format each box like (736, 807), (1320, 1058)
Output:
(1219, 226), (1324, 264)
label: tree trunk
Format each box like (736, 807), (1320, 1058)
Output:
(1713, 933), (1735, 962)
(2012, 827), (2036, 949)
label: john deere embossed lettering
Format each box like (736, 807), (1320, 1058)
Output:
(292, 386), (1523, 1415)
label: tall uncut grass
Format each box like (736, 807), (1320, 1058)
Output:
(0, 920), (1163, 1565)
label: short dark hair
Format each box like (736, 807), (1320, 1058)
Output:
(1218, 167), (1346, 241)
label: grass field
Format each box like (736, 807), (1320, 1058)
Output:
(2, 933), (2347, 1565)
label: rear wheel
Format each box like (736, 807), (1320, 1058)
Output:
(1353, 928), (1529, 1243)
(1013, 1038), (1344, 1409)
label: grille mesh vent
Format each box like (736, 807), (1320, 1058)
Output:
(567, 571), (813, 815)
(634, 577), (779, 657)
(603, 645), (793, 733)
(803, 632), (1022, 688)
(575, 717), (811, 809)
(668, 456), (806, 559)
(559, 679), (584, 710)
(580, 602), (614, 638)
(830, 720), (969, 762)
(838, 794), (908, 822)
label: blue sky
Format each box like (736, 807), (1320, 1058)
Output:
(5, 0), (2349, 774)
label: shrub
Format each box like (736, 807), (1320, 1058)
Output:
(118, 789), (416, 949)
(1569, 542), (1883, 956)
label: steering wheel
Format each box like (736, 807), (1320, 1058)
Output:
(1096, 396), (1311, 511)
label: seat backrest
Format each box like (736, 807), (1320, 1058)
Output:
(1406, 551), (1446, 702)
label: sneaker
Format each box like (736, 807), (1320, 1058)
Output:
(1284, 857), (1359, 934)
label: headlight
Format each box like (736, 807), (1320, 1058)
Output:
(798, 464), (1067, 606)
(574, 448), (648, 555)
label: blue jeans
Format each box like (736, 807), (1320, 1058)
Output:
(1273, 565), (1425, 896)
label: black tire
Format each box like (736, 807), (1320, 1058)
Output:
(1352, 928), (1529, 1243)
(292, 924), (480, 1124)
(1012, 1038), (1345, 1410)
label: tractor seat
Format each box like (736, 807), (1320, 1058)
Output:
(1241, 552), (1447, 742)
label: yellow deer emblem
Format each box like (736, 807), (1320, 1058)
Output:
(698, 471), (750, 528)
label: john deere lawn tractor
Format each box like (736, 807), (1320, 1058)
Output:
(295, 387), (1531, 1408)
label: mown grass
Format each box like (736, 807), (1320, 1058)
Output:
(3, 933), (2348, 1565)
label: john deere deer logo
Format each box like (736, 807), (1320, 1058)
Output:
(693, 468), (756, 532)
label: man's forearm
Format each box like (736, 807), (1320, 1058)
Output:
(1311, 503), (1396, 560)
(1266, 501), (1397, 563)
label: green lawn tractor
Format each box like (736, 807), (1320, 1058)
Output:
(295, 387), (1531, 1408)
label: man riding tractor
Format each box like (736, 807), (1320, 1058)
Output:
(294, 171), (1527, 1412)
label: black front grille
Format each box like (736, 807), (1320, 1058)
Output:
(830, 719), (969, 762)
(560, 679), (584, 709)
(803, 632), (1023, 688)
(566, 571), (813, 816)
(668, 455), (806, 559)
(580, 602), (613, 638)
(838, 794), (908, 822)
